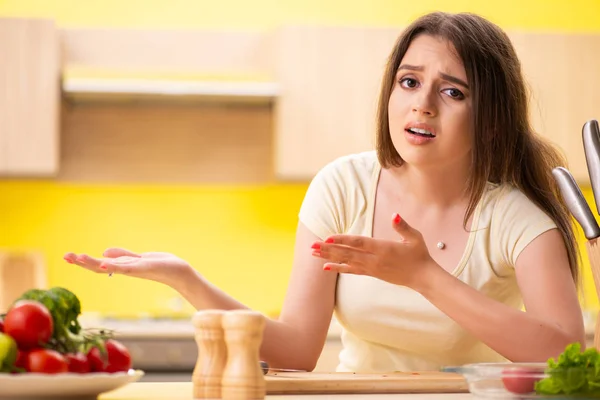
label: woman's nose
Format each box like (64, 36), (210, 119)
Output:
(412, 90), (437, 116)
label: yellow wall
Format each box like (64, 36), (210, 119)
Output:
(0, 0), (599, 31)
(0, 181), (308, 317)
(1, 0), (600, 317)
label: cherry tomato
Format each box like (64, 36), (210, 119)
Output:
(104, 339), (132, 373)
(86, 347), (105, 372)
(65, 352), (90, 373)
(502, 367), (541, 394)
(15, 349), (29, 371)
(27, 349), (68, 374)
(3, 301), (53, 350)
(87, 340), (132, 373)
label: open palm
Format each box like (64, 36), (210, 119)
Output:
(63, 248), (191, 284)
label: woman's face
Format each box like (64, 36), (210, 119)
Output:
(388, 34), (473, 171)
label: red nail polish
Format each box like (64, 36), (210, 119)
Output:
(325, 238), (334, 244)
(323, 265), (331, 271)
(311, 243), (321, 250)
(63, 257), (73, 264)
(393, 213), (401, 224)
(99, 264), (107, 270)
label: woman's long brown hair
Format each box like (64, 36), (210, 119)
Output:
(376, 12), (580, 285)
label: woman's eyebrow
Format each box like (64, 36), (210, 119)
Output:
(440, 73), (469, 89)
(398, 64), (423, 72)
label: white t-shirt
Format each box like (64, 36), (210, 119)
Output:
(298, 151), (557, 372)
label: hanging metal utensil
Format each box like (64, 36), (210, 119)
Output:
(583, 119), (600, 215)
(552, 166), (600, 240)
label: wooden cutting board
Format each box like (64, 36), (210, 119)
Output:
(265, 371), (469, 394)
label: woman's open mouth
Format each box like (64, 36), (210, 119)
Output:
(405, 127), (436, 138)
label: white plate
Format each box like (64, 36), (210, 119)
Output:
(0, 369), (144, 399)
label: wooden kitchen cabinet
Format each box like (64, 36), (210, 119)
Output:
(273, 26), (399, 181)
(274, 26), (600, 184)
(510, 32), (600, 185)
(0, 18), (60, 176)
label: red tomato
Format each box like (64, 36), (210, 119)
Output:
(3, 301), (53, 350)
(87, 340), (132, 373)
(502, 367), (541, 394)
(65, 352), (91, 373)
(86, 347), (106, 372)
(27, 349), (68, 374)
(15, 350), (29, 371)
(104, 339), (132, 373)
(0, 317), (4, 332)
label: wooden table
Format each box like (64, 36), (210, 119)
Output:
(100, 382), (476, 400)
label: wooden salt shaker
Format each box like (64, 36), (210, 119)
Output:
(221, 310), (266, 400)
(192, 310), (228, 399)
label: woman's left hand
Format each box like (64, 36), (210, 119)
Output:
(311, 213), (439, 288)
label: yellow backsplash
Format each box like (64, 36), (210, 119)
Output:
(0, 181), (308, 317)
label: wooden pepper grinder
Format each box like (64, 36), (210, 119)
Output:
(192, 310), (228, 399)
(221, 310), (266, 400)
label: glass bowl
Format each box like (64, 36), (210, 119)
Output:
(443, 362), (600, 399)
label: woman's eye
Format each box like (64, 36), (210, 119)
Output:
(399, 78), (418, 88)
(443, 88), (465, 100)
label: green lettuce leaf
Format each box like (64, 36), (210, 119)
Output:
(535, 343), (600, 396)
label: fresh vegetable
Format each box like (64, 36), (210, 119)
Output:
(502, 367), (541, 394)
(535, 343), (600, 395)
(103, 339), (132, 373)
(0, 333), (17, 372)
(86, 346), (105, 372)
(28, 349), (69, 374)
(15, 350), (29, 371)
(3, 300), (53, 350)
(6, 287), (107, 354)
(86, 339), (131, 373)
(0, 286), (131, 375)
(64, 352), (90, 373)
(0, 317), (4, 332)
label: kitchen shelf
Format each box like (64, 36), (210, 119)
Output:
(62, 77), (281, 104)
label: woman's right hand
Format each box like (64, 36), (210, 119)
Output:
(63, 248), (192, 286)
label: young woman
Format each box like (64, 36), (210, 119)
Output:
(64, 12), (585, 372)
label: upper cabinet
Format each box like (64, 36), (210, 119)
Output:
(0, 18), (60, 176)
(273, 26), (600, 184)
(273, 26), (397, 181)
(511, 33), (600, 184)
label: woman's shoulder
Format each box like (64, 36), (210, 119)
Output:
(484, 183), (549, 213)
(299, 151), (379, 238)
(319, 150), (379, 173)
(482, 183), (557, 234)
(314, 151), (379, 186)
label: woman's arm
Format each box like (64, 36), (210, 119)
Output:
(171, 223), (337, 370)
(67, 222), (337, 371)
(415, 228), (585, 362)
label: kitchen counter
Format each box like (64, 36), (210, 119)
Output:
(80, 315), (344, 340)
(100, 382), (475, 400)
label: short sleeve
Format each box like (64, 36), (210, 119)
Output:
(491, 187), (558, 268)
(298, 160), (348, 240)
